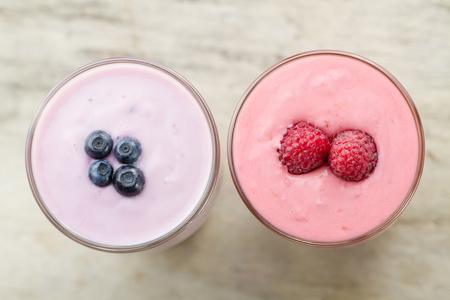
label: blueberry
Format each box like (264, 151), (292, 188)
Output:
(88, 160), (114, 187)
(113, 165), (145, 196)
(85, 130), (113, 159)
(114, 137), (142, 164)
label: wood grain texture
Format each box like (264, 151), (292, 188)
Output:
(1, 0), (449, 299)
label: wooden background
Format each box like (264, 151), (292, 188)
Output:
(1, 0), (449, 299)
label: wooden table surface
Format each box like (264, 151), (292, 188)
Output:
(1, 1), (449, 299)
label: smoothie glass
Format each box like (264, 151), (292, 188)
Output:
(26, 58), (220, 253)
(228, 50), (424, 247)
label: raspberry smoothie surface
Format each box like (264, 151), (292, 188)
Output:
(28, 59), (219, 250)
(229, 51), (424, 245)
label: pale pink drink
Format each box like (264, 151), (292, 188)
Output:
(228, 50), (424, 247)
(26, 58), (220, 252)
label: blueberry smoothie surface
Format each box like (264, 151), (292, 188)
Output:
(230, 51), (423, 245)
(28, 59), (218, 249)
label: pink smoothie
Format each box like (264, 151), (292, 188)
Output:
(229, 51), (424, 246)
(27, 58), (219, 251)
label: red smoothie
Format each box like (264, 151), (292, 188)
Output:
(228, 50), (424, 247)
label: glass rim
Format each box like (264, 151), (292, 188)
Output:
(25, 57), (221, 253)
(227, 49), (425, 248)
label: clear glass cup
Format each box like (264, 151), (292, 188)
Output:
(26, 58), (220, 253)
(228, 50), (425, 247)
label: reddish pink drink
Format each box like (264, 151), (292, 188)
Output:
(228, 50), (424, 247)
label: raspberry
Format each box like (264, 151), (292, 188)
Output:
(278, 121), (331, 175)
(328, 130), (378, 181)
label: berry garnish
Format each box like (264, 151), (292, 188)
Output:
(328, 130), (378, 181)
(113, 165), (145, 196)
(114, 137), (142, 164)
(88, 160), (114, 187)
(85, 130), (113, 159)
(278, 121), (331, 175)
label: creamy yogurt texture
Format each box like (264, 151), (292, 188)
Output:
(31, 62), (214, 247)
(231, 53), (419, 243)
